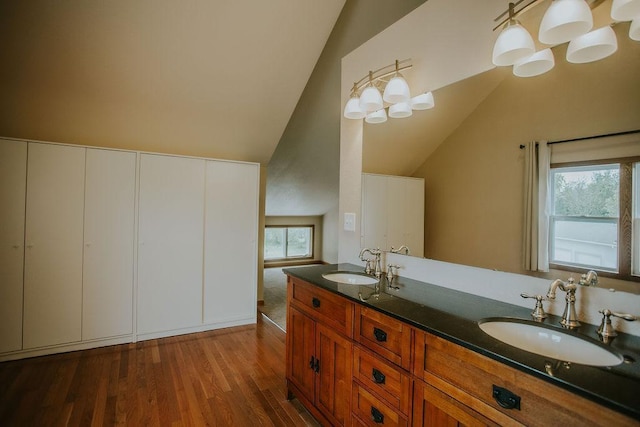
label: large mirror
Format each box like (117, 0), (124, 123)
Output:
(342, 0), (640, 292)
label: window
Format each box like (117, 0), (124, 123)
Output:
(264, 226), (313, 261)
(549, 159), (639, 280)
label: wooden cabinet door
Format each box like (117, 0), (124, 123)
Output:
(82, 148), (136, 340)
(315, 322), (353, 426)
(137, 154), (205, 335)
(0, 139), (27, 353)
(203, 160), (259, 325)
(24, 143), (85, 349)
(287, 306), (316, 404)
(413, 380), (497, 427)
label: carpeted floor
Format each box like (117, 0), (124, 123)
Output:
(260, 267), (288, 331)
(259, 265), (317, 331)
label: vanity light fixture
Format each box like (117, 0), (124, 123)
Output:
(343, 59), (436, 123)
(513, 48), (555, 77)
(611, 0), (640, 21)
(538, 0), (593, 45)
(492, 2), (536, 66)
(566, 25), (618, 63)
(631, 19), (640, 40)
(492, 0), (639, 77)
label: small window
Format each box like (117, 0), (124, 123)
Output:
(264, 226), (313, 261)
(550, 164), (619, 272)
(549, 160), (639, 280)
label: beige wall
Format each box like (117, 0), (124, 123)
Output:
(264, 216), (324, 266)
(413, 23), (640, 288)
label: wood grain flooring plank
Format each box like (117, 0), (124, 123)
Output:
(0, 317), (317, 426)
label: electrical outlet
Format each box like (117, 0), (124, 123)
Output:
(344, 213), (356, 232)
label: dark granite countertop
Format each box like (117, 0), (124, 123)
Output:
(283, 263), (640, 420)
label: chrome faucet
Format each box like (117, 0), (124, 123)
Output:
(390, 245), (410, 255)
(546, 270), (598, 329)
(359, 247), (382, 278)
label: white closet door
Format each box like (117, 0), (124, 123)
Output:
(0, 139), (27, 353)
(24, 143), (85, 349)
(386, 176), (406, 250)
(203, 161), (259, 324)
(83, 149), (136, 340)
(404, 178), (424, 257)
(138, 154), (205, 334)
(361, 174), (388, 250)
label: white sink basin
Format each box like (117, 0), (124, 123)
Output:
(478, 318), (623, 366)
(322, 272), (378, 285)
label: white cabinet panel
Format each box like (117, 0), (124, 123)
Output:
(83, 149), (136, 340)
(0, 139), (27, 352)
(203, 161), (259, 324)
(138, 154), (205, 334)
(24, 143), (85, 349)
(361, 174), (388, 250)
(361, 173), (424, 257)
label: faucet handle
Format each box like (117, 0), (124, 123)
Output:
(597, 309), (637, 342)
(520, 293), (548, 321)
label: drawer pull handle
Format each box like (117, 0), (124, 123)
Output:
(314, 357), (320, 373)
(371, 406), (384, 424)
(312, 297), (321, 308)
(492, 385), (521, 410)
(373, 327), (387, 342)
(372, 368), (386, 384)
(309, 356), (315, 370)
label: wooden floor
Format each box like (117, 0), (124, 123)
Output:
(0, 315), (319, 426)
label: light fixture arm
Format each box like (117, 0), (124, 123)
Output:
(350, 59), (412, 95)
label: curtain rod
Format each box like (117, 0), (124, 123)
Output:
(519, 129), (640, 149)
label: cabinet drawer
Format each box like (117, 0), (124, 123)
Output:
(413, 331), (636, 427)
(288, 277), (354, 338)
(353, 346), (411, 416)
(352, 381), (408, 427)
(355, 306), (411, 370)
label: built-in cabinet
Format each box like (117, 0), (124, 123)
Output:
(203, 160), (259, 325)
(286, 275), (637, 427)
(23, 143), (86, 349)
(0, 138), (259, 361)
(82, 149), (137, 341)
(361, 173), (424, 257)
(0, 139), (27, 353)
(137, 154), (206, 335)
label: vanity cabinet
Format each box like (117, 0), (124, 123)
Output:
(413, 330), (636, 427)
(287, 277), (353, 426)
(286, 272), (638, 427)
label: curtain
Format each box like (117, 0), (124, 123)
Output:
(522, 141), (550, 272)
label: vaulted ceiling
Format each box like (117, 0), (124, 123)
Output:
(0, 0), (345, 164)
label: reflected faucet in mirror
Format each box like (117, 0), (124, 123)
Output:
(390, 245), (410, 255)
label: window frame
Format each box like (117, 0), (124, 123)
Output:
(548, 156), (640, 282)
(264, 225), (315, 262)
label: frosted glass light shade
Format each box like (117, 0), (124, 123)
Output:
(492, 22), (536, 66)
(383, 75), (411, 103)
(411, 92), (435, 110)
(343, 96), (365, 119)
(365, 109), (387, 124)
(539, 0), (593, 45)
(631, 19), (640, 40)
(611, 0), (640, 21)
(389, 102), (413, 119)
(359, 86), (383, 113)
(513, 49), (555, 77)
(566, 26), (618, 63)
